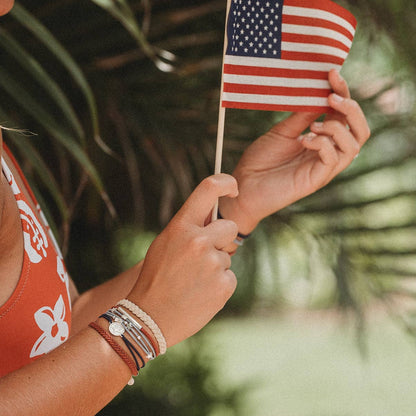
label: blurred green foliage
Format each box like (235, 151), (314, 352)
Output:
(2, 0), (416, 414)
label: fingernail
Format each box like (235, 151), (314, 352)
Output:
(297, 135), (304, 142)
(304, 132), (317, 142)
(312, 121), (323, 129)
(331, 93), (344, 103)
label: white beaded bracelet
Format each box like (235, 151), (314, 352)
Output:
(117, 299), (167, 355)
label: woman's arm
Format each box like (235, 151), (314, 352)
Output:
(219, 70), (370, 245)
(0, 326), (132, 416)
(0, 174), (239, 415)
(70, 261), (143, 335)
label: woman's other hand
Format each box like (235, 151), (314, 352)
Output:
(220, 69), (371, 235)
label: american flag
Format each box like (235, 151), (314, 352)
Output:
(221, 0), (357, 112)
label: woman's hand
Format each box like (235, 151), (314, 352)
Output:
(127, 174), (239, 348)
(219, 70), (371, 235)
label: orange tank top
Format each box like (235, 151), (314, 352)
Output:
(0, 145), (72, 377)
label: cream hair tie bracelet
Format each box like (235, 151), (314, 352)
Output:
(117, 299), (167, 355)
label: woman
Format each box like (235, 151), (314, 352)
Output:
(0, 0), (370, 414)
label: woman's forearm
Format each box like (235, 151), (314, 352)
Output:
(0, 175), (240, 414)
(0, 327), (132, 416)
(70, 261), (143, 335)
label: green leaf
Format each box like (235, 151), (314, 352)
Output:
(10, 139), (69, 222)
(0, 27), (85, 141)
(0, 67), (110, 211)
(89, 0), (175, 72)
(10, 2), (100, 145)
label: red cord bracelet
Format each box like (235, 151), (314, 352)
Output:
(89, 321), (138, 376)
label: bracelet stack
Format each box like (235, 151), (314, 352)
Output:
(89, 299), (166, 386)
(89, 321), (137, 377)
(118, 298), (167, 355)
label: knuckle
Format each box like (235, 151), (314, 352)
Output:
(331, 121), (346, 136)
(206, 250), (220, 268)
(216, 271), (237, 303)
(323, 120), (337, 130)
(189, 233), (210, 253)
(201, 174), (237, 192)
(347, 98), (360, 113)
(223, 271), (237, 297)
(201, 175), (218, 192)
(321, 135), (334, 147)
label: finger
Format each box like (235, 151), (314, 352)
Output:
(324, 70), (350, 125)
(215, 249), (232, 271)
(176, 174), (238, 226)
(300, 133), (339, 166)
(310, 120), (360, 158)
(204, 219), (238, 250)
(219, 269), (238, 304)
(328, 94), (371, 146)
(328, 69), (351, 99)
(270, 112), (321, 139)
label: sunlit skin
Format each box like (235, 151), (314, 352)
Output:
(0, 0), (370, 414)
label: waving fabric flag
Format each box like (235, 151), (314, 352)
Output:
(221, 0), (357, 113)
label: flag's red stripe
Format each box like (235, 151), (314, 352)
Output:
(223, 64), (329, 80)
(281, 51), (344, 65)
(283, 0), (357, 29)
(222, 100), (330, 113)
(223, 83), (330, 97)
(282, 15), (354, 41)
(281, 33), (350, 53)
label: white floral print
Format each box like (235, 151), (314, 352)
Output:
(1, 156), (71, 361)
(30, 295), (69, 358)
(1, 156), (20, 195)
(56, 256), (71, 311)
(18, 199), (49, 263)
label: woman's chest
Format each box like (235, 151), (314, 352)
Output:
(0, 150), (72, 376)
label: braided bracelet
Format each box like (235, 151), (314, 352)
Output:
(89, 321), (138, 380)
(116, 307), (157, 358)
(100, 313), (146, 369)
(117, 299), (167, 355)
(102, 308), (156, 360)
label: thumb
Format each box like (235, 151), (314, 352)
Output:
(270, 112), (321, 139)
(175, 174), (238, 226)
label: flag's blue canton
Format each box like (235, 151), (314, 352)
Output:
(226, 0), (284, 58)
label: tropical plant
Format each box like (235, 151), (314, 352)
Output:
(2, 0), (416, 414)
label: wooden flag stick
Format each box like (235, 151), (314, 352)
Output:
(214, 106), (226, 176)
(212, 0), (231, 222)
(211, 106), (226, 222)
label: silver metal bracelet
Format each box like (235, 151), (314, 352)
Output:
(105, 308), (156, 360)
(117, 299), (167, 355)
(107, 308), (155, 360)
(112, 308), (156, 359)
(116, 307), (156, 357)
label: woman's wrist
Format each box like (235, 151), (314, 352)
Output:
(218, 196), (258, 237)
(90, 299), (163, 385)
